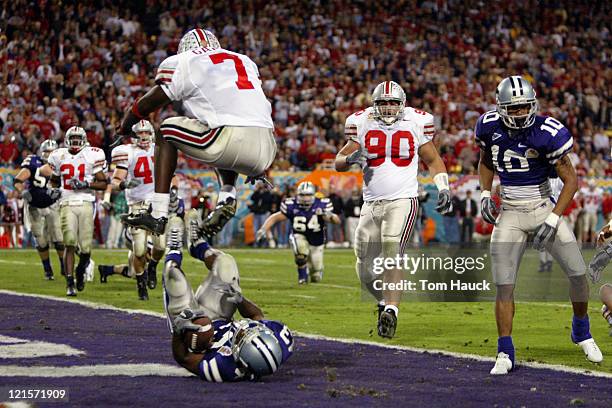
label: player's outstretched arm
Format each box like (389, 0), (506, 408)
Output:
(256, 212), (287, 242)
(335, 140), (363, 172)
(419, 142), (453, 214)
(171, 333), (202, 376)
(552, 155), (578, 217)
(238, 297), (264, 321)
(117, 86), (171, 143)
(12, 168), (30, 194)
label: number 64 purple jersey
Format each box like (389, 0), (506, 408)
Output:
(475, 111), (573, 201)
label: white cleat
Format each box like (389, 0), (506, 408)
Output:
(576, 338), (603, 363)
(85, 259), (95, 282)
(490, 352), (513, 375)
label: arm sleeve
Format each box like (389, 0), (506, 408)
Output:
(545, 124), (574, 164)
(111, 146), (129, 170)
(280, 199), (291, 217)
(420, 113), (435, 145)
(155, 55), (184, 101)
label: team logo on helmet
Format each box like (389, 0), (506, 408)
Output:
(65, 126), (87, 154)
(178, 29), (220, 54)
(372, 81), (406, 125)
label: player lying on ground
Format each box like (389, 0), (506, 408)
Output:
(115, 28), (276, 239)
(587, 220), (612, 336)
(256, 181), (340, 284)
(163, 218), (293, 381)
(13, 139), (64, 280)
(99, 185), (184, 300)
(477, 76), (602, 375)
(39, 127), (108, 296)
(335, 80), (453, 339)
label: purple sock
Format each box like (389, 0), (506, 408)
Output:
(189, 241), (210, 261)
(498, 336), (515, 367)
(298, 266), (308, 281)
(571, 315), (591, 343)
(165, 252), (183, 267)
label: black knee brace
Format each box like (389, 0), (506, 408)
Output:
(294, 253), (308, 267)
(54, 242), (65, 251)
(76, 253), (91, 273)
(36, 245), (49, 253)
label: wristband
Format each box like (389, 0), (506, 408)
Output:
(544, 212), (560, 227)
(481, 190), (491, 199)
(433, 173), (450, 191)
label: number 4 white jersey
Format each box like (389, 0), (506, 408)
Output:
(48, 147), (107, 203)
(345, 107), (435, 201)
(111, 144), (155, 205)
(155, 48), (273, 130)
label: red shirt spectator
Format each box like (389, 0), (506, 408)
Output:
(0, 137), (19, 166)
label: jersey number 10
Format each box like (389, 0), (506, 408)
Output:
(364, 130), (415, 167)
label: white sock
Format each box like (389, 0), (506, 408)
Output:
(384, 305), (399, 316)
(218, 186), (236, 204)
(151, 193), (170, 218)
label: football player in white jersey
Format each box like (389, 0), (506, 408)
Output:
(103, 120), (161, 300)
(114, 28), (276, 239)
(40, 126), (108, 296)
(335, 81), (453, 338)
(579, 179), (603, 244)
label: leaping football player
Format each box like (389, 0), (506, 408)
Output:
(40, 127), (108, 296)
(164, 217), (293, 381)
(115, 29), (276, 241)
(13, 139), (64, 280)
(256, 181), (341, 284)
(335, 81), (454, 339)
(477, 76), (602, 374)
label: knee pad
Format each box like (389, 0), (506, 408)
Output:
(36, 245), (49, 253)
(54, 242), (65, 251)
(212, 253), (241, 289)
(294, 253), (308, 267)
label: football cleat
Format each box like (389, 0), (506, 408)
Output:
(44, 270), (54, 280)
(146, 262), (157, 290)
(98, 265), (113, 284)
(575, 338), (603, 363)
(378, 309), (397, 339)
(538, 262), (546, 273)
(490, 352), (513, 375)
(310, 271), (322, 283)
(136, 274), (149, 301)
(167, 227), (184, 252)
(85, 259), (95, 282)
(121, 210), (168, 236)
(298, 278), (307, 285)
(201, 197), (236, 238)
(75, 268), (85, 292)
(66, 276), (76, 297)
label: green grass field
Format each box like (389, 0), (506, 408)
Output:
(0, 248), (610, 373)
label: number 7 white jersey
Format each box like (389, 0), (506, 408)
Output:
(111, 144), (155, 205)
(345, 107), (435, 201)
(48, 147), (107, 203)
(155, 48), (273, 129)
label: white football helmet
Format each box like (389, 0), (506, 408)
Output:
(65, 126), (87, 154)
(372, 81), (406, 125)
(178, 29), (220, 54)
(296, 181), (316, 209)
(131, 120), (154, 149)
(39, 139), (58, 162)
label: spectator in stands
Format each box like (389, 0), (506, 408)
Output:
(458, 190), (478, 244)
(326, 189), (344, 244)
(249, 182), (273, 246)
(0, 135), (19, 167)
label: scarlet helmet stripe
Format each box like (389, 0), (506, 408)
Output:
(384, 81), (390, 94)
(195, 29), (206, 45)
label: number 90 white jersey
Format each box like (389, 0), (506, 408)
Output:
(111, 144), (155, 205)
(345, 107), (435, 201)
(48, 147), (107, 203)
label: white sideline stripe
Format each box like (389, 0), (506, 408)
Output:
(289, 295), (317, 299)
(240, 277), (358, 291)
(0, 335), (85, 359)
(0, 363), (193, 378)
(1, 290), (610, 379)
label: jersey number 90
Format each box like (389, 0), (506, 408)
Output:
(364, 130), (415, 167)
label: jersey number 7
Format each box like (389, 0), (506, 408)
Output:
(210, 53), (255, 90)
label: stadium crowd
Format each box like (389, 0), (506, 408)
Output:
(0, 0), (610, 247)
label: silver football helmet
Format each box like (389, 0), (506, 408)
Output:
(372, 81), (406, 125)
(131, 119), (154, 148)
(296, 181), (316, 209)
(232, 320), (283, 378)
(177, 28), (220, 54)
(65, 126), (87, 154)
(496, 76), (538, 129)
(39, 139), (58, 162)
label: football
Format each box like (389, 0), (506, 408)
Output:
(597, 220), (612, 247)
(183, 316), (214, 353)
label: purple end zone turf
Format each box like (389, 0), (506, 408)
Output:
(0, 293), (610, 407)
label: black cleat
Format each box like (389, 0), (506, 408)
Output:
(66, 276), (76, 297)
(121, 212), (167, 235)
(201, 197), (236, 238)
(76, 268), (85, 291)
(146, 262), (157, 290)
(44, 270), (54, 280)
(378, 308), (397, 339)
(137, 274), (149, 301)
(98, 265), (112, 283)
